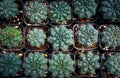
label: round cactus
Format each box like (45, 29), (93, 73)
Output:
(47, 25), (74, 51)
(27, 28), (46, 48)
(50, 1), (71, 24)
(0, 0), (19, 20)
(99, 0), (120, 22)
(49, 52), (74, 78)
(75, 24), (98, 47)
(0, 52), (21, 77)
(23, 52), (48, 78)
(73, 0), (97, 19)
(0, 26), (23, 48)
(105, 54), (120, 76)
(76, 51), (100, 74)
(101, 25), (120, 49)
(25, 0), (47, 24)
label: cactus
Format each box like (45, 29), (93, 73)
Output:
(99, 0), (120, 22)
(49, 52), (74, 78)
(105, 54), (120, 76)
(23, 52), (48, 78)
(0, 26), (23, 48)
(0, 52), (21, 77)
(101, 25), (120, 49)
(0, 0), (19, 20)
(76, 51), (100, 74)
(27, 28), (46, 48)
(75, 24), (98, 47)
(25, 0), (47, 24)
(50, 1), (71, 24)
(73, 0), (97, 19)
(47, 25), (74, 51)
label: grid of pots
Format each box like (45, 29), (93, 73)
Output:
(0, 0), (120, 78)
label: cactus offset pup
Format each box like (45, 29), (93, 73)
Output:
(48, 25), (74, 51)
(23, 52), (48, 78)
(25, 0), (47, 24)
(0, 26), (22, 48)
(49, 52), (74, 78)
(0, 52), (21, 77)
(0, 0), (19, 20)
(50, 1), (71, 24)
(27, 28), (46, 48)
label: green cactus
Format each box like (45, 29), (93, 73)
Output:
(49, 52), (74, 78)
(75, 24), (98, 47)
(50, 1), (71, 24)
(47, 25), (74, 51)
(73, 0), (97, 19)
(0, 52), (21, 77)
(76, 51), (100, 74)
(0, 26), (23, 48)
(27, 28), (46, 48)
(105, 54), (120, 76)
(25, 0), (47, 24)
(0, 0), (19, 20)
(101, 25), (120, 49)
(23, 52), (48, 78)
(99, 0), (120, 22)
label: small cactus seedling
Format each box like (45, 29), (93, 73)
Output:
(105, 54), (120, 76)
(76, 51), (100, 74)
(101, 25), (120, 49)
(73, 0), (97, 19)
(75, 24), (98, 47)
(49, 52), (74, 78)
(27, 28), (46, 48)
(25, 0), (47, 24)
(0, 0), (19, 20)
(0, 26), (23, 48)
(99, 0), (120, 22)
(50, 1), (71, 24)
(48, 25), (74, 51)
(23, 52), (48, 78)
(0, 52), (21, 77)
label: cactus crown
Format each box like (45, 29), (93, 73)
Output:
(0, 26), (23, 48)
(23, 52), (48, 78)
(25, 0), (47, 24)
(101, 25), (120, 48)
(49, 52), (74, 78)
(73, 0), (97, 19)
(77, 51), (100, 74)
(99, 0), (120, 22)
(75, 24), (98, 47)
(105, 54), (120, 76)
(27, 28), (46, 48)
(0, 52), (21, 77)
(0, 0), (18, 20)
(48, 25), (74, 51)
(50, 1), (71, 24)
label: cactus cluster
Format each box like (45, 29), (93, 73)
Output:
(105, 54), (120, 76)
(49, 52), (74, 78)
(73, 0), (97, 19)
(25, 0), (47, 24)
(0, 52), (21, 77)
(76, 51), (100, 74)
(0, 0), (19, 20)
(0, 26), (23, 48)
(23, 52), (48, 78)
(99, 0), (120, 22)
(101, 25), (120, 49)
(27, 28), (46, 48)
(75, 24), (98, 47)
(50, 1), (71, 24)
(48, 25), (74, 51)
